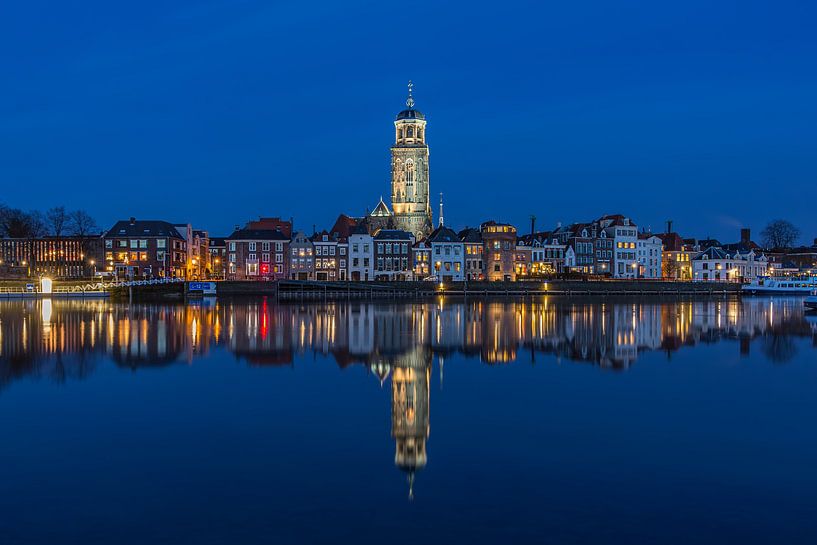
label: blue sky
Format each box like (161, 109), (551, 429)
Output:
(1, 0), (815, 242)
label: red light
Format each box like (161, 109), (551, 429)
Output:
(260, 263), (270, 274)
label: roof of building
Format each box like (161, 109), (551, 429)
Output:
(105, 219), (185, 239)
(396, 109), (425, 120)
(226, 228), (289, 241)
(656, 232), (686, 252)
(518, 231), (557, 246)
(374, 229), (413, 240)
(458, 227), (482, 243)
(329, 214), (359, 239)
(310, 230), (337, 243)
(427, 225), (459, 243)
(693, 247), (729, 260)
(696, 238), (722, 250)
(209, 237), (226, 247)
(722, 241), (761, 253)
(349, 222), (370, 236)
(370, 198), (392, 217)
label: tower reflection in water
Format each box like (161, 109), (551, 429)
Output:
(1, 297), (815, 496)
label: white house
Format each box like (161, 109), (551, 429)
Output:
(348, 226), (374, 281)
(692, 247), (769, 282)
(637, 234), (663, 279)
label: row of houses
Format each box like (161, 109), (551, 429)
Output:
(3, 213), (815, 283)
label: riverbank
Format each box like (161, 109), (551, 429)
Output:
(2, 278), (743, 302)
(270, 279), (741, 300)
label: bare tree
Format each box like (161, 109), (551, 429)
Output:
(46, 206), (69, 237)
(0, 206), (43, 238)
(68, 210), (100, 276)
(68, 210), (99, 237)
(761, 220), (800, 249)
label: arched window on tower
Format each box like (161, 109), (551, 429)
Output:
(405, 160), (415, 185)
(407, 126), (414, 138)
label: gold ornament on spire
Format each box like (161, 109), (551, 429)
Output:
(406, 80), (414, 109)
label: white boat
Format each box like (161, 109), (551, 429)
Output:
(805, 291), (817, 312)
(742, 276), (817, 294)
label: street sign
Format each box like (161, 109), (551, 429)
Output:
(188, 282), (217, 295)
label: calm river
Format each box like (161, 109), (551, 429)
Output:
(1, 297), (816, 544)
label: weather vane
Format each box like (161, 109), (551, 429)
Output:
(406, 80), (414, 109)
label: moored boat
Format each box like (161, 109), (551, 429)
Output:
(743, 276), (817, 295)
(805, 291), (817, 312)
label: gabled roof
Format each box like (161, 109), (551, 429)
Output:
(330, 214), (360, 239)
(370, 198), (392, 217)
(310, 230), (337, 243)
(105, 219), (184, 239)
(693, 247), (729, 260)
(226, 228), (289, 241)
(458, 227), (482, 243)
(427, 225), (459, 243)
(518, 231), (557, 246)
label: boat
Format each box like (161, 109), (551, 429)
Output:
(805, 291), (817, 312)
(742, 276), (817, 294)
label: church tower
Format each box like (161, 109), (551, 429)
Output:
(391, 81), (433, 239)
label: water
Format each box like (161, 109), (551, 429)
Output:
(1, 296), (816, 544)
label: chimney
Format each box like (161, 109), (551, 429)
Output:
(666, 220), (673, 234)
(556, 221), (562, 229)
(530, 215), (536, 236)
(234, 224), (239, 232)
(741, 228), (751, 244)
(129, 217), (136, 225)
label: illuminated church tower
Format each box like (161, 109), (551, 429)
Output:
(391, 81), (433, 239)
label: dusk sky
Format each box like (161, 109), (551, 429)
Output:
(2, 0), (815, 242)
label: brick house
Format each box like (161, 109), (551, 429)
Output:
(226, 228), (289, 280)
(103, 218), (187, 279)
(481, 221), (517, 281)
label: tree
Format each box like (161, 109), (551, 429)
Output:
(68, 210), (99, 238)
(46, 206), (69, 237)
(68, 210), (100, 276)
(761, 220), (800, 249)
(0, 205), (44, 238)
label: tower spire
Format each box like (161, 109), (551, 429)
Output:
(439, 192), (444, 227)
(406, 80), (414, 109)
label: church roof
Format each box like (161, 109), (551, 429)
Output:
(396, 109), (425, 120)
(371, 197), (392, 217)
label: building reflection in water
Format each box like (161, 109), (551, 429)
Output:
(2, 296), (815, 496)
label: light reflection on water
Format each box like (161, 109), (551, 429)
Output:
(1, 296), (816, 544)
(1, 297), (814, 382)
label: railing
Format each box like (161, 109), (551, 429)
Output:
(0, 277), (184, 295)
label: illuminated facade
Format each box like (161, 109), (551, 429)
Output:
(103, 218), (187, 278)
(481, 221), (517, 281)
(391, 82), (433, 239)
(0, 236), (102, 278)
